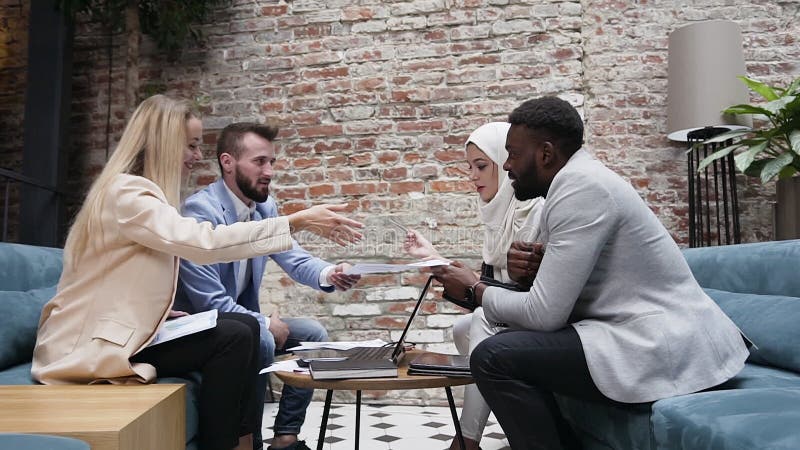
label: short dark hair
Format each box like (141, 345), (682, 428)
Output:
(216, 122), (279, 168)
(508, 97), (584, 157)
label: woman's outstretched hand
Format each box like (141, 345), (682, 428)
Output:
(288, 204), (364, 246)
(403, 229), (442, 259)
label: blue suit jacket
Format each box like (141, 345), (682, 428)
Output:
(174, 179), (334, 335)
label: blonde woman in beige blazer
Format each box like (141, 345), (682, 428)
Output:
(31, 95), (363, 450)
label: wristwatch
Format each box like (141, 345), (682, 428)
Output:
(465, 280), (485, 305)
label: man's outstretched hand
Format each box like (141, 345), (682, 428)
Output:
(431, 261), (479, 304)
(327, 263), (361, 291)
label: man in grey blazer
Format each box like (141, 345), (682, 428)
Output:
(432, 97), (748, 449)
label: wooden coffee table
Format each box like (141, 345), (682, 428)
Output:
(0, 384), (185, 450)
(274, 350), (474, 450)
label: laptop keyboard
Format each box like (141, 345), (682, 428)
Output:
(348, 346), (393, 360)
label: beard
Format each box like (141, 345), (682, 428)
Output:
(235, 170), (270, 203)
(512, 179), (540, 201)
(510, 159), (545, 200)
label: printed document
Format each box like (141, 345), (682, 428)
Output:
(344, 259), (450, 275)
(148, 309), (218, 347)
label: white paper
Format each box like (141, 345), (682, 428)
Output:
(287, 339), (387, 351)
(148, 309), (218, 347)
(259, 358), (309, 374)
(344, 259), (450, 275)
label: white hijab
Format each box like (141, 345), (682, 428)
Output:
(470, 122), (543, 282)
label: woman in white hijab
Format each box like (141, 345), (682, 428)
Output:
(404, 122), (543, 450)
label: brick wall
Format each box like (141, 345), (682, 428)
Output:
(0, 0), (28, 242)
(3, 0), (799, 404)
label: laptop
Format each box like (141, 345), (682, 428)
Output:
(308, 275), (434, 380)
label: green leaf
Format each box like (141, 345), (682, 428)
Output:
(760, 152), (795, 183)
(739, 76), (779, 101)
(734, 140), (769, 172)
(723, 104), (774, 118)
(697, 144), (742, 172)
(790, 130), (800, 155)
(743, 159), (769, 177)
(763, 96), (796, 115)
(784, 78), (800, 96)
(778, 165), (798, 179)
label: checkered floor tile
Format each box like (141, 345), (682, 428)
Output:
(262, 401), (510, 449)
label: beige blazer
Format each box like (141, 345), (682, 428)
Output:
(32, 174), (293, 384)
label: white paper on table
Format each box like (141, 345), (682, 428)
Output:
(344, 259), (450, 275)
(259, 358), (309, 374)
(287, 339), (387, 352)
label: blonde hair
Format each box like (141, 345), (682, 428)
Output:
(65, 94), (196, 266)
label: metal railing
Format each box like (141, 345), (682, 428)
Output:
(0, 167), (65, 242)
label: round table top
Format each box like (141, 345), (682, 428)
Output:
(273, 350), (475, 391)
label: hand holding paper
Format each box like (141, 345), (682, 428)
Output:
(344, 259), (451, 275)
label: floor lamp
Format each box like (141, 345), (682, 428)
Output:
(667, 20), (752, 247)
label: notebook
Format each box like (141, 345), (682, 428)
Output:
(407, 352), (472, 378)
(309, 276), (434, 380)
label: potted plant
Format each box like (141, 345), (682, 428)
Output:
(698, 76), (800, 239)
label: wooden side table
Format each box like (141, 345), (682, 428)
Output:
(274, 350), (474, 450)
(0, 384), (185, 450)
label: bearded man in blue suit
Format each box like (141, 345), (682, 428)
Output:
(175, 122), (360, 450)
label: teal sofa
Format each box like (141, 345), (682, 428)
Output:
(557, 239), (800, 450)
(0, 242), (201, 450)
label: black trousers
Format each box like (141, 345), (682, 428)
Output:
(132, 312), (261, 450)
(470, 327), (612, 450)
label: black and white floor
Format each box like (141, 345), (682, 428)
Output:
(263, 401), (510, 450)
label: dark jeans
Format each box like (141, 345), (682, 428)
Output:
(470, 327), (611, 450)
(132, 312), (261, 450)
(257, 317), (327, 448)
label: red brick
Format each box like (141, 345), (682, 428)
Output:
(293, 158), (322, 169)
(297, 125), (343, 138)
(279, 201), (309, 215)
(275, 187), (307, 200)
(403, 153), (424, 164)
(434, 149), (465, 163)
(261, 5), (287, 16)
(382, 167), (407, 180)
(342, 6), (376, 21)
(303, 66), (349, 80)
(430, 180), (472, 193)
(340, 182), (388, 195)
(314, 139), (352, 153)
(389, 181), (424, 194)
(349, 153), (374, 166)
(377, 151), (400, 164)
(397, 120), (446, 133)
(309, 183), (336, 196)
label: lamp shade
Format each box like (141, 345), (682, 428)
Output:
(667, 20), (752, 141)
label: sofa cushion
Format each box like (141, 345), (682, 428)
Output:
(0, 286), (56, 370)
(717, 363), (800, 390)
(0, 362), (36, 385)
(652, 388), (800, 450)
(556, 395), (654, 450)
(683, 240), (800, 297)
(0, 243), (62, 292)
(158, 376), (201, 447)
(704, 288), (800, 374)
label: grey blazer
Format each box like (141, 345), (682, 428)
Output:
(482, 149), (748, 403)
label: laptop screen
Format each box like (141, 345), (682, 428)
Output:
(390, 275), (435, 360)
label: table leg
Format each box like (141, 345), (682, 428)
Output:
(354, 390), (361, 450)
(317, 390), (333, 450)
(446, 386), (466, 450)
